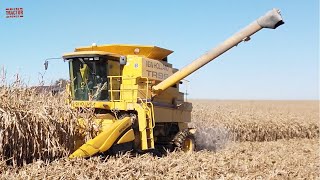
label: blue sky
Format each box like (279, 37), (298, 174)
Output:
(0, 1), (318, 100)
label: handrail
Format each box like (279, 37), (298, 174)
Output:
(147, 101), (155, 128)
(107, 76), (150, 103)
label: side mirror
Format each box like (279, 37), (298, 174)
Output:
(44, 60), (49, 70)
(43, 57), (62, 70)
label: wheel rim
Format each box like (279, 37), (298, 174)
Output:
(182, 137), (194, 152)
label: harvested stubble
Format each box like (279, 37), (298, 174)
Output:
(0, 139), (318, 179)
(191, 100), (319, 143)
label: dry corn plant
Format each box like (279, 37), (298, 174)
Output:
(0, 75), (97, 166)
(191, 100), (319, 143)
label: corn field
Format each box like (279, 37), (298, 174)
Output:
(0, 80), (97, 166)
(0, 81), (319, 179)
(191, 100), (319, 145)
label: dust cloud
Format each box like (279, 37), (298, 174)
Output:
(194, 126), (231, 151)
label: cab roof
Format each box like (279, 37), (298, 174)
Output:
(62, 51), (120, 59)
(63, 44), (173, 60)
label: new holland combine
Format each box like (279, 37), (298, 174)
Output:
(56, 9), (284, 158)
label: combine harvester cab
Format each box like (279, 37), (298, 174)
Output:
(60, 8), (284, 158)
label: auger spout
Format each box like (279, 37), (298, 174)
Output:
(152, 8), (284, 94)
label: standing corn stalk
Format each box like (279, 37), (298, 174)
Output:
(0, 76), (96, 166)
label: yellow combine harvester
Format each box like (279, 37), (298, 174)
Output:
(58, 9), (284, 158)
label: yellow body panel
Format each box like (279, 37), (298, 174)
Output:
(141, 57), (174, 81)
(122, 56), (174, 81)
(117, 129), (135, 144)
(153, 87), (183, 104)
(71, 101), (135, 110)
(153, 105), (192, 123)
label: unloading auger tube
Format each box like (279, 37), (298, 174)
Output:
(152, 8), (284, 94)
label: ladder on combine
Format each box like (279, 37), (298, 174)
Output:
(139, 101), (155, 150)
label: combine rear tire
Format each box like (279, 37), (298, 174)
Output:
(173, 129), (196, 152)
(181, 135), (195, 152)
